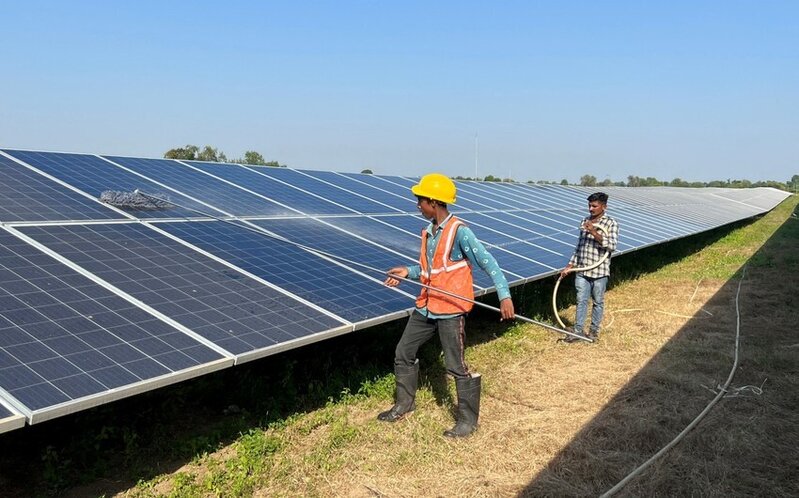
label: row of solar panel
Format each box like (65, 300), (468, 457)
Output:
(0, 149), (782, 223)
(0, 148), (791, 431)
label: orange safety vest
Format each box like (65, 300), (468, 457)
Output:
(415, 217), (474, 314)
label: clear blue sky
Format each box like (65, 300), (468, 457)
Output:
(1, 1), (797, 183)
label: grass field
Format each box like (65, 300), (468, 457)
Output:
(1, 195), (797, 497)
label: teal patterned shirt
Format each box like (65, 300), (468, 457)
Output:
(406, 214), (511, 318)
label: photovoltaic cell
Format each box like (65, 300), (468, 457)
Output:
(301, 170), (417, 212)
(372, 174), (483, 212)
(2, 150), (221, 219)
(249, 216), (521, 300)
(155, 220), (414, 323)
(322, 215), (421, 257)
(251, 218), (415, 277)
(0, 154), (120, 222)
(458, 213), (570, 269)
(105, 156), (295, 217)
(19, 223), (347, 357)
(182, 161), (352, 215)
(483, 211), (576, 244)
(316, 215), (497, 289)
(366, 214), (553, 281)
(339, 173), (417, 201)
(0, 229), (226, 419)
(0, 403), (12, 418)
(451, 182), (533, 211)
(245, 166), (398, 214)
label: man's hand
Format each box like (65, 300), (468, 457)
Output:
(582, 220), (603, 242)
(559, 264), (573, 280)
(384, 266), (409, 287)
(499, 298), (515, 321)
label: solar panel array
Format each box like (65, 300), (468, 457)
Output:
(0, 148), (791, 432)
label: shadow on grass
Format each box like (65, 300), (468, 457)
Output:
(520, 209), (799, 496)
(0, 217), (772, 497)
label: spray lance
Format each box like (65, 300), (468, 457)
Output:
(99, 189), (593, 342)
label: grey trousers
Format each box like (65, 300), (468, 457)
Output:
(394, 310), (471, 379)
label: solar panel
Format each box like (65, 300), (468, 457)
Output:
(2, 150), (225, 219)
(243, 166), (402, 214)
(0, 146), (790, 432)
(154, 220), (414, 324)
(300, 170), (417, 212)
(184, 161), (353, 215)
(104, 156), (296, 217)
(0, 228), (230, 423)
(17, 223), (349, 360)
(250, 218), (416, 274)
(458, 212), (572, 269)
(322, 214), (422, 256)
(0, 153), (120, 222)
(369, 174), (482, 212)
(339, 173), (420, 202)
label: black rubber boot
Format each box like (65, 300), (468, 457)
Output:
(443, 374), (481, 437)
(377, 360), (419, 422)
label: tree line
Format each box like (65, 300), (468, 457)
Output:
(164, 147), (797, 192)
(454, 173), (799, 192)
(164, 145), (285, 167)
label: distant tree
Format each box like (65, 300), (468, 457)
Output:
(789, 174), (799, 192)
(196, 146), (226, 162)
(242, 151), (266, 165)
(752, 180), (787, 190)
(670, 178), (689, 187)
(361, 169), (373, 174)
(643, 177), (664, 186)
(599, 177), (613, 187)
(627, 175), (641, 187)
(164, 145), (199, 160)
(707, 180), (727, 187)
(580, 174), (597, 186)
(560, 179), (569, 185)
(613, 181), (626, 187)
(264, 160), (286, 168)
(729, 179), (752, 188)
(483, 174), (501, 182)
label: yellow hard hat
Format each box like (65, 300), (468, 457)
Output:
(411, 173), (457, 204)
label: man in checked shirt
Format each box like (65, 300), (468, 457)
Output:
(559, 192), (619, 342)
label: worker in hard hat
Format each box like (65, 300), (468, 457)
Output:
(381, 173), (515, 438)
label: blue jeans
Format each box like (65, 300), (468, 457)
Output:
(574, 274), (608, 335)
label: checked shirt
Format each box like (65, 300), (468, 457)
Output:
(568, 214), (619, 278)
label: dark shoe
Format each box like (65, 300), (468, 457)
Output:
(561, 328), (586, 343)
(377, 406), (411, 422)
(444, 374), (481, 438)
(377, 360), (419, 423)
(586, 330), (599, 341)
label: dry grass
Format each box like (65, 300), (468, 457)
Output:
(112, 197), (798, 498)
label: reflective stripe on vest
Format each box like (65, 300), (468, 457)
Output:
(416, 217), (475, 314)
